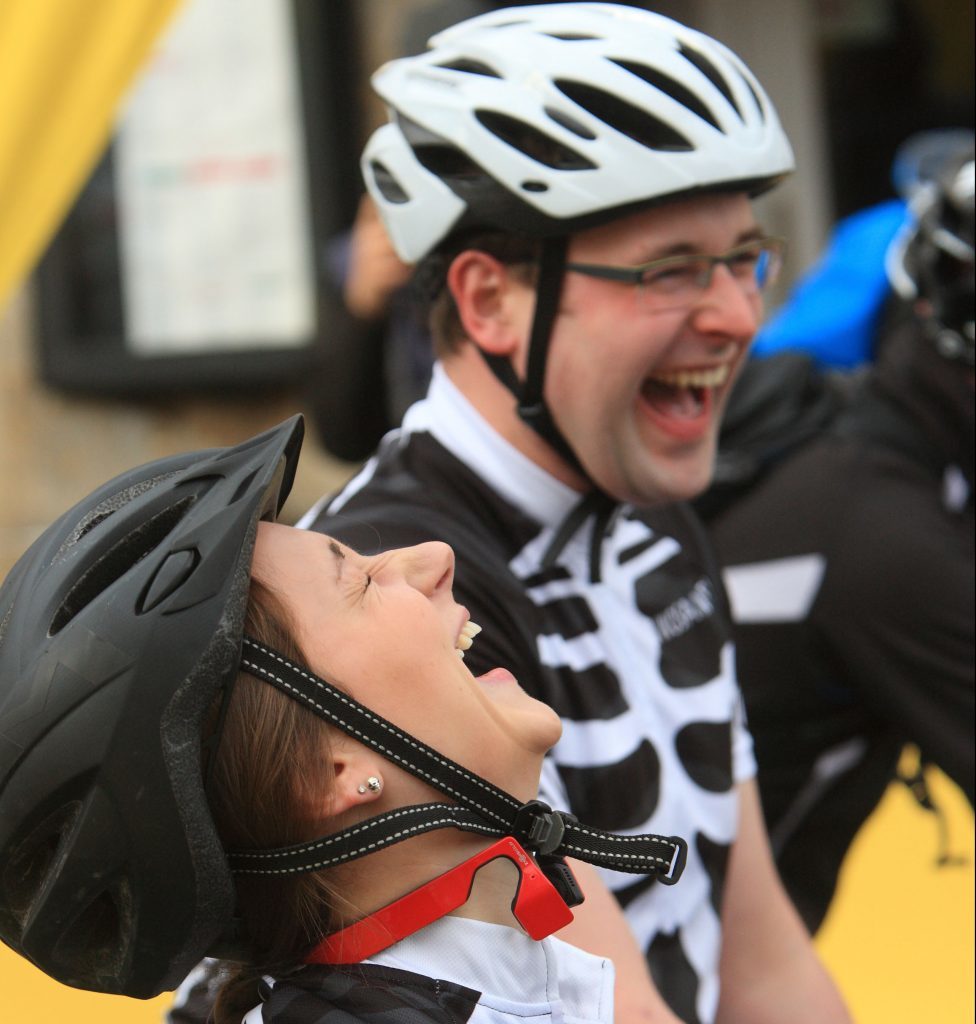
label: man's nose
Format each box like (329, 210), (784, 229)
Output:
(690, 262), (761, 340)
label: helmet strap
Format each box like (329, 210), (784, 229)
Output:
(480, 236), (587, 475)
(223, 638), (686, 959)
(305, 835), (574, 964)
(227, 638), (686, 880)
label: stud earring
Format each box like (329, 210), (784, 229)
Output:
(357, 776), (382, 795)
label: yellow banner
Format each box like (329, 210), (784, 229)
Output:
(0, 0), (183, 312)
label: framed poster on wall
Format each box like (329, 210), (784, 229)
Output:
(36, 0), (361, 395)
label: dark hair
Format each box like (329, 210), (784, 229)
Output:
(416, 230), (541, 356)
(207, 579), (341, 1023)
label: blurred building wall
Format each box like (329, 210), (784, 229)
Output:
(0, 280), (351, 579)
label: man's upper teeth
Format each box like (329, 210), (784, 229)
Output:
(653, 365), (730, 389)
(456, 620), (482, 655)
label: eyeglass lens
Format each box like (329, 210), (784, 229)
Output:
(638, 241), (781, 312)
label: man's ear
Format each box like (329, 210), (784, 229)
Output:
(447, 250), (532, 357)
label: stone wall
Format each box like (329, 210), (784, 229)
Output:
(0, 283), (354, 580)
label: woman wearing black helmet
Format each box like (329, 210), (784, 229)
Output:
(0, 415), (685, 1022)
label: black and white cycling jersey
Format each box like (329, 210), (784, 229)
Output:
(302, 365), (754, 1024)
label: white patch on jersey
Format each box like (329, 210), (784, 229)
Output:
(722, 554), (826, 623)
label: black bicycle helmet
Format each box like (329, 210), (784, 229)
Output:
(0, 417), (303, 997)
(0, 414), (688, 998)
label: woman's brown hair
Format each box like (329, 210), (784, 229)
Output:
(206, 578), (340, 1022)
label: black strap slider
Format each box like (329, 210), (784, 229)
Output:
(517, 401), (547, 426)
(657, 835), (688, 886)
(513, 800), (575, 855)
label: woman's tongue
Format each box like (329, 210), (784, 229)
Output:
(642, 377), (705, 418)
(476, 667), (518, 686)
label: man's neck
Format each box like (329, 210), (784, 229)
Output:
(442, 350), (590, 493)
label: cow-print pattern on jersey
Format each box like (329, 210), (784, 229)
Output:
(509, 499), (744, 1024)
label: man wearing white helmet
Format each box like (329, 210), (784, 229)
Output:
(304, 5), (849, 1022)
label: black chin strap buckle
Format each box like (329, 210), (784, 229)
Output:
(513, 799), (575, 855)
(513, 800), (585, 909)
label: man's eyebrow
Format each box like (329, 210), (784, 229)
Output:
(635, 226), (767, 261)
(328, 540), (345, 578)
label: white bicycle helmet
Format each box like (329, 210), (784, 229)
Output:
(363, 2), (794, 262)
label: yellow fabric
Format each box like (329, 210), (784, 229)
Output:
(0, 0), (184, 312)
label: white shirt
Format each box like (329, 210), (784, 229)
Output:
(368, 916), (614, 1024)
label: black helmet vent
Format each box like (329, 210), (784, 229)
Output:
(555, 80), (692, 152)
(678, 44), (742, 121)
(229, 469), (260, 507)
(476, 110), (596, 169)
(611, 59), (721, 132)
(436, 58), (500, 78)
(49, 497), (195, 636)
(1, 802), (82, 932)
(369, 160), (410, 204)
(52, 472), (181, 564)
(51, 878), (132, 989)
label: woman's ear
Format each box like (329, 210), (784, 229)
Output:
(322, 740), (387, 819)
(447, 250), (532, 357)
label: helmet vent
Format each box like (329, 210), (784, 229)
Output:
(1, 802), (82, 931)
(368, 160), (410, 204)
(476, 111), (596, 170)
(554, 80), (692, 152)
(49, 497), (195, 636)
(743, 77), (766, 123)
(545, 105), (596, 141)
(611, 59), (721, 132)
(53, 472), (181, 563)
(436, 58), (500, 78)
(541, 32), (599, 42)
(229, 468), (260, 507)
(678, 44), (742, 121)
(51, 879), (132, 989)
(413, 144), (483, 182)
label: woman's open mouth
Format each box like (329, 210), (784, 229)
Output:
(454, 622), (520, 687)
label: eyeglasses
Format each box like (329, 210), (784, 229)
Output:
(565, 236), (787, 313)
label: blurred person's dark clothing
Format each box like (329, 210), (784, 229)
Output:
(701, 137), (974, 931)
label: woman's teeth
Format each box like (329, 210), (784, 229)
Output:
(456, 619), (482, 659)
